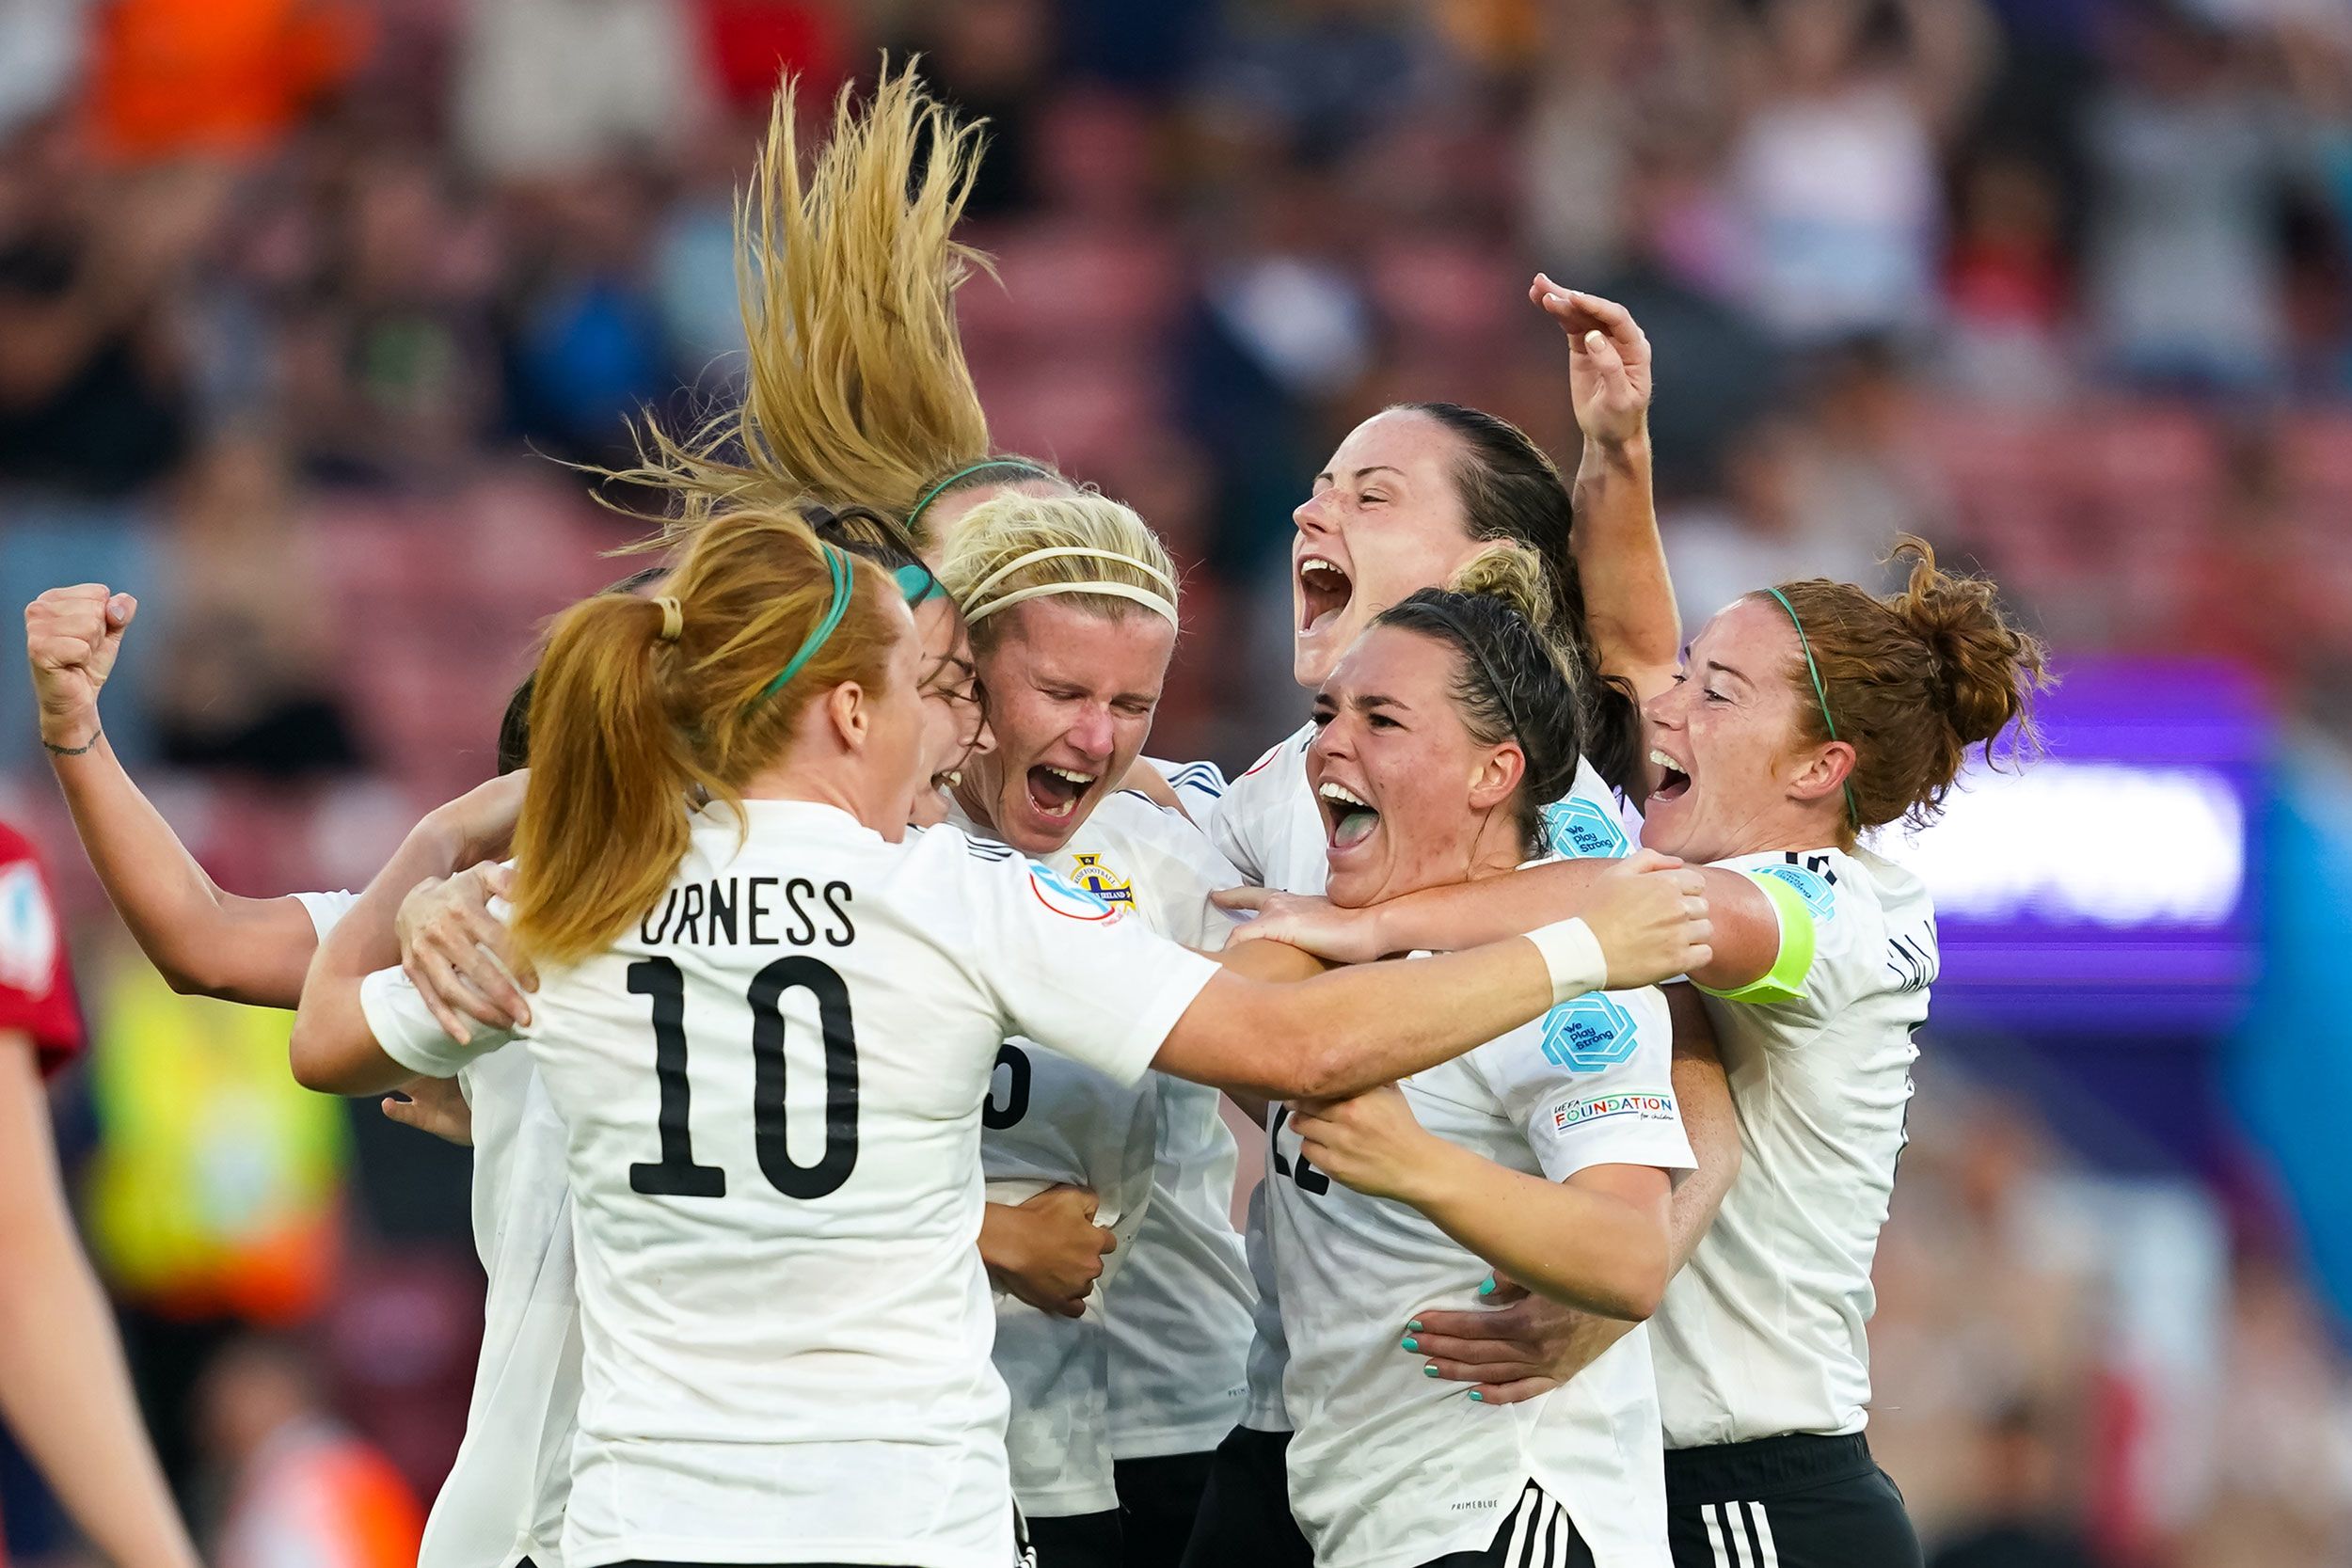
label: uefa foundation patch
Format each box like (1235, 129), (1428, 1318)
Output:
(1551, 1091), (1679, 1132)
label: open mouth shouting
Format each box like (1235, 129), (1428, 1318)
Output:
(1297, 554), (1354, 638)
(1317, 779), (1381, 853)
(1648, 747), (1692, 805)
(1025, 763), (1098, 825)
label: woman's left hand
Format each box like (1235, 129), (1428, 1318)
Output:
(1291, 1085), (1441, 1203)
(1530, 275), (1651, 449)
(1212, 886), (1387, 964)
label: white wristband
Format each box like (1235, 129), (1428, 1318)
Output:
(1525, 918), (1606, 1005)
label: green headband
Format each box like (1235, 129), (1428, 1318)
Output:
(1766, 587), (1861, 829)
(755, 546), (854, 705)
(907, 460), (1048, 531)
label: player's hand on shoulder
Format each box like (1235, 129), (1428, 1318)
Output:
(381, 1076), (473, 1147)
(1289, 1085), (1437, 1203)
(24, 584), (135, 750)
(1212, 886), (1385, 963)
(983, 1184), (1115, 1320)
(1405, 1273), (1624, 1405)
(398, 861), (535, 1042)
(1583, 850), (1711, 990)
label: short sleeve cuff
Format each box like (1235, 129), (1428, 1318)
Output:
(359, 965), (480, 1080)
(293, 890), (361, 942)
(1529, 1089), (1698, 1183)
(1099, 947), (1222, 1087)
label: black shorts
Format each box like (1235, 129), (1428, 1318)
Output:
(1026, 1508), (1123, 1568)
(1665, 1433), (1922, 1568)
(1114, 1450), (1216, 1568)
(1176, 1425), (1311, 1568)
(1417, 1481), (1594, 1568)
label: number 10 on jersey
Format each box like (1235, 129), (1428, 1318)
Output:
(626, 957), (862, 1200)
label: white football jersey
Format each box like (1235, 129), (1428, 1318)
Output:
(1650, 846), (1933, 1449)
(358, 800), (1221, 1568)
(947, 792), (1159, 1518)
(294, 891), (576, 1568)
(1147, 754), (1229, 837)
(1213, 723), (1640, 1434)
(1268, 938), (1690, 1568)
(1079, 796), (1257, 1464)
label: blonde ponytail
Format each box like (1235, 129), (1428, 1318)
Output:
(511, 508), (906, 965)
(609, 63), (995, 534)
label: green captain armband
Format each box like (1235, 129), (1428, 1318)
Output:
(1692, 869), (1819, 1005)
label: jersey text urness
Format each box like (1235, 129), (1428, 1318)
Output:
(638, 877), (855, 948)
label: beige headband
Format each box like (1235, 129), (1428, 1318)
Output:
(960, 546), (1179, 627)
(654, 596), (685, 641)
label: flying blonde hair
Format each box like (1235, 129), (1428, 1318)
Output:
(938, 493), (1179, 642)
(611, 63), (998, 538)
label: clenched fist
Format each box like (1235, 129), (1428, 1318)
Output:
(25, 584), (137, 752)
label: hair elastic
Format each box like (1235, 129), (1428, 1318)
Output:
(654, 596), (685, 642)
(755, 546), (853, 705)
(1765, 587), (1861, 828)
(907, 459), (1051, 531)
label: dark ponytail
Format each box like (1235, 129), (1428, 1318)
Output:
(1398, 401), (1644, 795)
(1374, 548), (1584, 856)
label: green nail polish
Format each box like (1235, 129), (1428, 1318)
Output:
(1400, 1337), (1418, 1352)
(1422, 1364), (1438, 1378)
(1406, 1319), (1423, 1332)
(1477, 1276), (1496, 1296)
(1468, 1390), (1486, 1402)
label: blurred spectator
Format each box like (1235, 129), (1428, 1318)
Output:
(1927, 1404), (2102, 1568)
(903, 0), (1060, 218)
(0, 0), (88, 142)
(2083, 3), (2297, 389)
(1788, 338), (1955, 578)
(451, 0), (710, 182)
(1941, 151), (2076, 403)
(692, 0), (850, 112)
(0, 122), (215, 497)
(151, 432), (364, 779)
(1724, 0), (1993, 344)
(83, 941), (349, 1492)
(1191, 0), (1449, 167)
(81, 0), (367, 166)
(2173, 1259), (2352, 1567)
(199, 1333), (424, 1568)
(498, 169), (674, 468)
(274, 145), (503, 485)
(1661, 413), (1881, 621)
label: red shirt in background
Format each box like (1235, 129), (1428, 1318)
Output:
(0, 821), (85, 1078)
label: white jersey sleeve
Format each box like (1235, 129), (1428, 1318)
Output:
(294, 889), (359, 939)
(1701, 849), (1916, 1029)
(1468, 988), (1694, 1182)
(960, 847), (1221, 1085)
(1210, 724), (1321, 889)
(361, 963), (516, 1080)
(1147, 756), (1231, 838)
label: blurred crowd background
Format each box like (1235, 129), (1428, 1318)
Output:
(4, 0), (2352, 1565)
